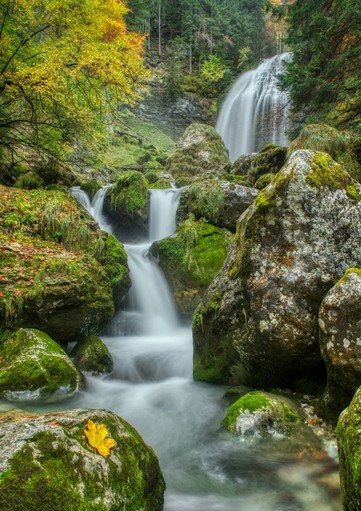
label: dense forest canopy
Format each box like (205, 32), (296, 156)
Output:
(0, 0), (147, 166)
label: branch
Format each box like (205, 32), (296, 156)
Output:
(1, 24), (50, 76)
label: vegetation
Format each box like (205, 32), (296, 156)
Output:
(0, 0), (147, 170)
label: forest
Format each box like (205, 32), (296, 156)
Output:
(0, 1), (361, 511)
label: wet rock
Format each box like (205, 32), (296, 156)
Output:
(222, 390), (303, 438)
(193, 150), (361, 386)
(0, 328), (83, 402)
(319, 268), (361, 421)
(337, 386), (361, 510)
(72, 335), (114, 376)
(104, 170), (149, 240)
(0, 408), (165, 511)
(165, 123), (230, 180)
(177, 179), (258, 232)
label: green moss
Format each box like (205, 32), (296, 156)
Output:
(149, 177), (173, 189)
(306, 152), (353, 189)
(186, 179), (225, 223)
(255, 173), (275, 190)
(80, 179), (102, 200)
(336, 267), (361, 287)
(72, 335), (113, 375)
(108, 171), (148, 214)
(346, 184), (361, 201)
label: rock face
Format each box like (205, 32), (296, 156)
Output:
(177, 179), (258, 232)
(0, 329), (83, 401)
(337, 386), (361, 511)
(151, 220), (232, 315)
(165, 123), (230, 180)
(193, 150), (361, 386)
(222, 390), (303, 438)
(0, 408), (165, 511)
(319, 268), (361, 420)
(72, 335), (114, 376)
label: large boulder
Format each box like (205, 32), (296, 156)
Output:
(319, 268), (361, 421)
(193, 150), (361, 385)
(0, 186), (130, 342)
(230, 144), (287, 185)
(0, 328), (83, 401)
(0, 408), (165, 511)
(164, 123), (230, 180)
(151, 218), (233, 315)
(337, 387), (361, 511)
(177, 179), (259, 232)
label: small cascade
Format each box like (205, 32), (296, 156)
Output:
(149, 188), (181, 242)
(216, 53), (291, 162)
(70, 185), (112, 233)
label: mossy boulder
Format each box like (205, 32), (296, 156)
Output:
(0, 408), (165, 511)
(80, 179), (102, 200)
(193, 150), (361, 386)
(104, 170), (149, 239)
(230, 144), (287, 185)
(177, 178), (258, 232)
(72, 335), (113, 376)
(222, 391), (303, 437)
(337, 386), (361, 511)
(0, 328), (83, 401)
(319, 268), (361, 422)
(150, 218), (233, 314)
(165, 123), (230, 179)
(288, 124), (360, 181)
(0, 186), (130, 342)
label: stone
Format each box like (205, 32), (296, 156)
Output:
(193, 150), (361, 386)
(0, 328), (83, 402)
(165, 123), (230, 180)
(72, 335), (114, 376)
(319, 268), (361, 421)
(337, 386), (361, 511)
(0, 408), (165, 511)
(177, 179), (258, 232)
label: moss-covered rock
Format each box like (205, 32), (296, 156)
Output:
(104, 170), (149, 239)
(248, 144), (287, 182)
(72, 335), (113, 376)
(0, 408), (165, 511)
(0, 186), (130, 342)
(177, 178), (258, 232)
(165, 123), (230, 179)
(193, 150), (361, 387)
(80, 179), (102, 200)
(151, 218), (233, 314)
(288, 124), (360, 181)
(337, 386), (361, 510)
(319, 268), (361, 422)
(0, 328), (83, 401)
(222, 391), (303, 437)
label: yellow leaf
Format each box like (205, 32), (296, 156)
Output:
(84, 419), (116, 457)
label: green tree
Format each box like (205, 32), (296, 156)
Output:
(278, 0), (361, 131)
(0, 0), (147, 165)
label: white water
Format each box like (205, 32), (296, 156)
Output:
(3, 186), (341, 510)
(216, 53), (291, 162)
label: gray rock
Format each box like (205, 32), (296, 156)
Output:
(319, 269), (361, 420)
(72, 335), (114, 376)
(0, 408), (165, 511)
(165, 123), (230, 180)
(193, 150), (361, 386)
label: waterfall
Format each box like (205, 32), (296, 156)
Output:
(50, 185), (341, 511)
(216, 53), (291, 162)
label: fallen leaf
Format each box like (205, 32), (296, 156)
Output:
(84, 419), (115, 457)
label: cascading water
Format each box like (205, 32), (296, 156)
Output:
(9, 186), (341, 510)
(216, 53), (291, 162)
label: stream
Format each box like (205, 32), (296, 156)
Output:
(2, 186), (341, 511)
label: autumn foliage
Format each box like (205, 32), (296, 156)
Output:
(0, 0), (148, 163)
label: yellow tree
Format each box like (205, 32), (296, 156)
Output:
(0, 0), (148, 164)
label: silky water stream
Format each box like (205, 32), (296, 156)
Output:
(9, 187), (341, 510)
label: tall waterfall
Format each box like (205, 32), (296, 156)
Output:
(216, 53), (291, 162)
